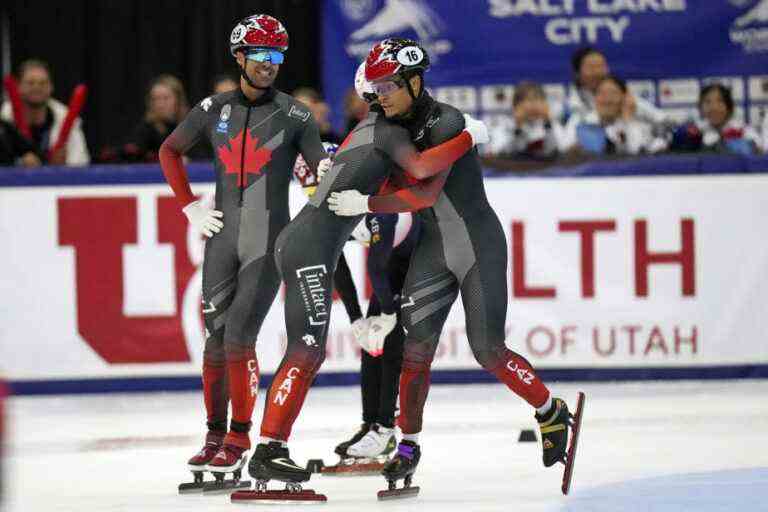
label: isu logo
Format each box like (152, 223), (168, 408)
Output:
(344, 0), (451, 60)
(730, 0), (768, 53)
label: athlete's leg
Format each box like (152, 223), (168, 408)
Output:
(222, 255), (281, 446)
(260, 229), (335, 442)
(361, 296), (383, 425)
(460, 219), (550, 409)
(375, 254), (409, 428)
(398, 230), (459, 436)
(201, 237), (239, 434)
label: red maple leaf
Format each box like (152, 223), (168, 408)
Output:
(218, 130), (273, 187)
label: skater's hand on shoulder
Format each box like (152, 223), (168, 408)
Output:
(328, 190), (370, 216)
(463, 114), (489, 145)
(183, 200), (224, 238)
(317, 158), (332, 181)
(367, 313), (397, 357)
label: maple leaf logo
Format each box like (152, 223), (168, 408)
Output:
(218, 130), (273, 187)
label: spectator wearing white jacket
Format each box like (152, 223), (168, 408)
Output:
(560, 76), (665, 156)
(560, 47), (667, 129)
(0, 60), (90, 166)
(486, 81), (564, 159)
(670, 83), (761, 155)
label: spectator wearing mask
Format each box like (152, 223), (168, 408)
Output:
(671, 84), (760, 155)
(292, 87), (342, 144)
(486, 81), (563, 159)
(122, 74), (190, 162)
(0, 59), (90, 165)
(561, 76), (664, 156)
(561, 47), (666, 129)
(0, 118), (41, 167)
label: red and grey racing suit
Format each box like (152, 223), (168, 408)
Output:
(159, 87), (327, 444)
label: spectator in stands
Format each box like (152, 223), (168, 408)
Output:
(562, 47), (667, 129)
(0, 118), (41, 167)
(670, 84), (761, 155)
(485, 81), (562, 159)
(561, 76), (664, 156)
(342, 87), (369, 137)
(0, 59), (90, 166)
(293, 87), (342, 143)
(122, 74), (190, 162)
(211, 74), (238, 95)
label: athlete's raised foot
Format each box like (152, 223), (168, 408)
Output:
(233, 442), (327, 503)
(535, 392), (586, 495)
(377, 440), (421, 500)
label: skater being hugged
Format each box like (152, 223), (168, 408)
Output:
(327, 66), (421, 473)
(159, 14), (332, 493)
(234, 57), (490, 503)
(329, 38), (584, 499)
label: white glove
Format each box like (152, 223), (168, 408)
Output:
(366, 313), (397, 357)
(351, 318), (373, 353)
(463, 114), (490, 145)
(327, 190), (370, 216)
(183, 200), (224, 238)
(350, 218), (371, 247)
(317, 158), (332, 182)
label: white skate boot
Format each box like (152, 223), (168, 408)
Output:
(347, 423), (396, 460)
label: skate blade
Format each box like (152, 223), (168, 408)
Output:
(201, 480), (251, 494)
(231, 489), (327, 504)
(178, 482), (206, 494)
(561, 391), (586, 495)
(377, 486), (420, 501)
(321, 461), (386, 477)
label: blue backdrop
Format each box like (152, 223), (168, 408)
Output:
(322, 0), (768, 131)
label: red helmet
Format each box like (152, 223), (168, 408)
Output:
(365, 38), (430, 83)
(230, 14), (289, 56)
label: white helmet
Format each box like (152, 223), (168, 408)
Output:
(354, 61), (376, 103)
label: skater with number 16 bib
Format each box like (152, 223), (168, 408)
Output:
(329, 39), (586, 500)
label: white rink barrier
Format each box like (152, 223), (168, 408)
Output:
(2, 174), (768, 393)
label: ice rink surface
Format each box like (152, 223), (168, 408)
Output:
(5, 379), (768, 512)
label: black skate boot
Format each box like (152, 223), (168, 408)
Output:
(334, 422), (371, 458)
(377, 440), (420, 500)
(232, 442), (326, 504)
(535, 397), (570, 467)
(248, 441), (311, 483)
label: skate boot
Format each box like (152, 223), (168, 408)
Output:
(333, 422), (371, 458)
(202, 430), (251, 494)
(536, 393), (587, 495)
(178, 430), (224, 493)
(232, 442), (327, 504)
(378, 440), (420, 500)
(535, 397), (570, 467)
(322, 424), (396, 476)
(347, 423), (396, 460)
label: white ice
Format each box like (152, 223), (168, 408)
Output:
(5, 380), (768, 512)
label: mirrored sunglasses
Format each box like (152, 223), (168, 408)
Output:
(246, 50), (285, 64)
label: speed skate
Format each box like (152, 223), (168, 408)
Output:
(560, 392), (586, 495)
